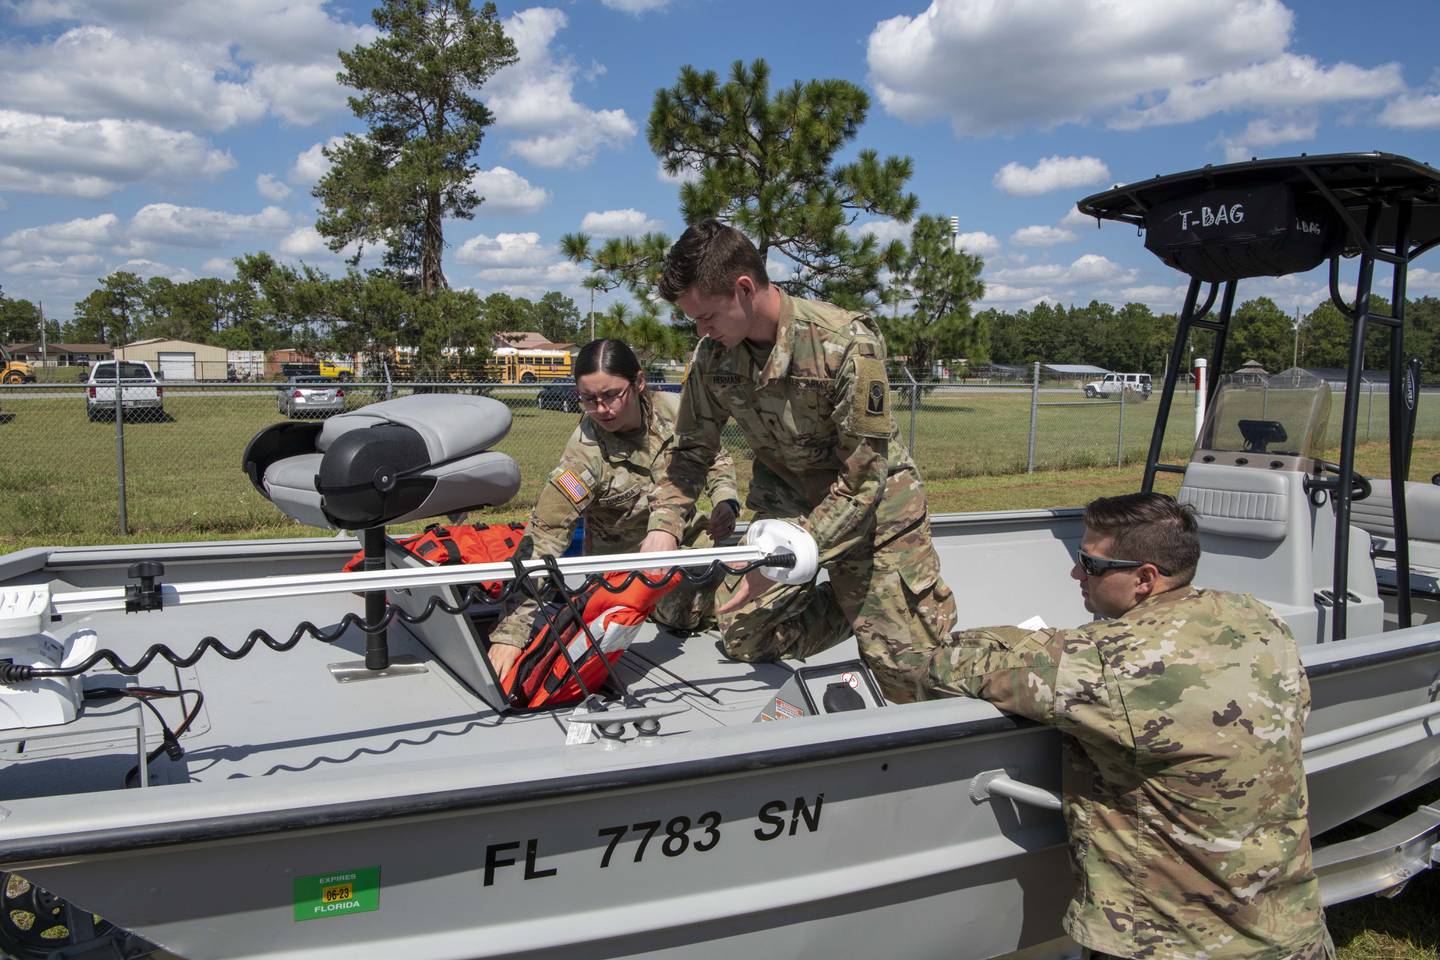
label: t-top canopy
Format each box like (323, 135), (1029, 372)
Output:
(1076, 152), (1440, 278)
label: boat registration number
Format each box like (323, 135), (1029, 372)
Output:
(483, 793), (824, 886)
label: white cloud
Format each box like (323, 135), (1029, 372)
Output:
(1216, 116), (1317, 162)
(277, 225), (361, 261)
(580, 209), (664, 237)
(989, 254), (1135, 287)
(1011, 225), (1076, 247)
(867, 0), (1398, 137)
(856, 219), (912, 245)
(599, 0), (670, 12)
(658, 158), (702, 185)
(1113, 55), (1403, 129)
(0, 26), (266, 132)
(290, 137), (343, 184)
(1061, 207), (1100, 229)
(994, 156), (1109, 196)
(1378, 93), (1440, 128)
(456, 232), (554, 269)
(117, 258), (195, 283)
(249, 62), (351, 125)
(256, 173), (291, 200)
(2, 213), (124, 255)
(471, 166), (550, 214)
(129, 203), (291, 247)
(0, 110), (233, 198)
(5, 0), (377, 67)
(4, 253), (105, 276)
(979, 283), (1058, 308)
(489, 8), (637, 168)
(202, 257), (236, 277)
(955, 231), (1001, 256)
(1121, 284), (1189, 307)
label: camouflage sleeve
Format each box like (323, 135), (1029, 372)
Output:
(923, 626), (1065, 719)
(702, 437), (740, 507)
(925, 624), (1127, 748)
(806, 343), (891, 561)
(648, 367), (726, 541)
(490, 433), (598, 649)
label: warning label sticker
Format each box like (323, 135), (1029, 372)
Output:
(773, 698), (804, 720)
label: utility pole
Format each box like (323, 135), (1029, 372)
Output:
(1293, 305), (1300, 369)
(589, 287), (595, 341)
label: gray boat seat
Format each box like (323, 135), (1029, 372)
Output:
(242, 394), (521, 530)
(1178, 461), (1382, 644)
(1349, 480), (1440, 570)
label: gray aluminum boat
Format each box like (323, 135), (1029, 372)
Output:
(0, 153), (1438, 960)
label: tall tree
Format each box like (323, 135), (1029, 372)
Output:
(1228, 297), (1295, 374)
(877, 215), (986, 375)
(0, 289), (46, 344)
(71, 272), (146, 345)
(316, 0), (517, 295)
(649, 59), (917, 307)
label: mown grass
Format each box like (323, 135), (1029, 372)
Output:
(0, 384), (1436, 550)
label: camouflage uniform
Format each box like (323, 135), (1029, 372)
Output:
(648, 290), (956, 703)
(489, 390), (739, 650)
(924, 587), (1331, 960)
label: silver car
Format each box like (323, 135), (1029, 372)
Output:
(277, 376), (347, 418)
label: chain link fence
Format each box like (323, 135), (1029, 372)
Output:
(1, 373), (1436, 545)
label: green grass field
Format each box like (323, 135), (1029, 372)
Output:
(1, 383), (1434, 550)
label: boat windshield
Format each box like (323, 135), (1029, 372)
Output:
(1196, 368), (1331, 460)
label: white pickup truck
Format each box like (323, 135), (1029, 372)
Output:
(86, 360), (164, 421)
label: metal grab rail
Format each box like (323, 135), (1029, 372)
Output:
(968, 700), (1440, 813)
(969, 769), (1063, 811)
(1302, 699), (1440, 753)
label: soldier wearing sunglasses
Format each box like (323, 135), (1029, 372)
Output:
(922, 492), (1330, 960)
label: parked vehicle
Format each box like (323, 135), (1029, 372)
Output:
(318, 359), (355, 381)
(0, 345), (35, 384)
(85, 360), (163, 421)
(536, 382), (580, 413)
(277, 377), (346, 418)
(1082, 371), (1152, 399)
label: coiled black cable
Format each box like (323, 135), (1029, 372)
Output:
(3, 553), (789, 683)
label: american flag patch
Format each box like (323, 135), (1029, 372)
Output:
(554, 469), (590, 504)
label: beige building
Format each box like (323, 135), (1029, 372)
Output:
(114, 338), (229, 381)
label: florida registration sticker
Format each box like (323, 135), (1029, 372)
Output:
(294, 867), (380, 921)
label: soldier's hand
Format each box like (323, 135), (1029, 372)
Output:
(717, 568), (768, 615)
(488, 642), (522, 678)
(638, 530), (680, 579)
(708, 501), (738, 542)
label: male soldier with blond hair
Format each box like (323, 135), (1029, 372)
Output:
(923, 492), (1331, 960)
(637, 218), (956, 703)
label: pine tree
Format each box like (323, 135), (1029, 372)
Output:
(649, 59), (917, 307)
(315, 0), (516, 296)
(877, 216), (986, 376)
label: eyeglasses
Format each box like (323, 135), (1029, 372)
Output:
(577, 383), (632, 410)
(1076, 551), (1171, 577)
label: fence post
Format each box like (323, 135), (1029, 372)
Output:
(1027, 361), (1040, 473)
(904, 367), (919, 455)
(1117, 384), (1126, 467)
(1366, 380), (1374, 442)
(112, 366), (128, 535)
(383, 359), (394, 401)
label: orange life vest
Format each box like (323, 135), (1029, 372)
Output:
(500, 570), (676, 708)
(342, 522), (528, 599)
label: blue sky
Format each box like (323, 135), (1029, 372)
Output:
(3, 0), (1440, 324)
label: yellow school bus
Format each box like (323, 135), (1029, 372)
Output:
(483, 348), (573, 383)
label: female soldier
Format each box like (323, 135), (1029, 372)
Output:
(487, 339), (740, 675)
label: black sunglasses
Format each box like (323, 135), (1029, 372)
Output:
(1076, 551), (1171, 577)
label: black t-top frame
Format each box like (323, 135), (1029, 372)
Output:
(1077, 152), (1440, 640)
